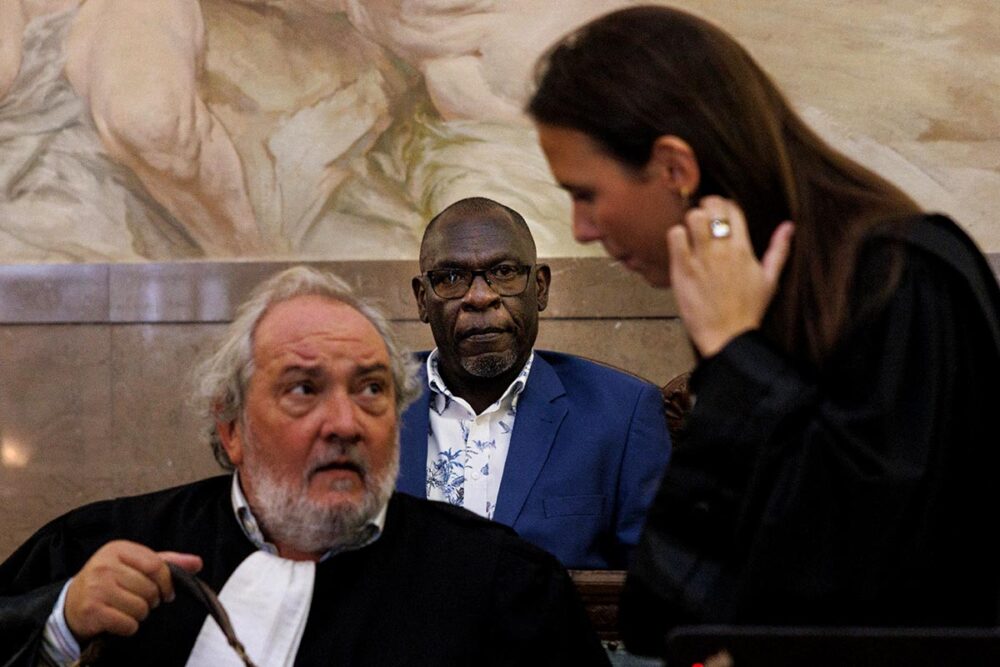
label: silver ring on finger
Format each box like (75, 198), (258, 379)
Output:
(709, 216), (732, 239)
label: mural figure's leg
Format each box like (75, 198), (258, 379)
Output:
(64, 0), (264, 256)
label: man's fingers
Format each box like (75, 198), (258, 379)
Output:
(118, 545), (175, 605)
(66, 540), (191, 640)
(157, 551), (204, 602)
(105, 587), (157, 626)
(159, 551), (203, 574)
(88, 606), (142, 638)
(761, 221), (795, 285)
(67, 572), (153, 639)
(113, 566), (163, 609)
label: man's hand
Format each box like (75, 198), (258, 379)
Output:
(64, 540), (202, 641)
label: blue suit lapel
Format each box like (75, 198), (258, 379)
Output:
(493, 354), (568, 527)
(397, 358), (430, 497)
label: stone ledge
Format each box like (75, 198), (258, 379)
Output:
(4, 253), (997, 324)
(0, 258), (677, 323)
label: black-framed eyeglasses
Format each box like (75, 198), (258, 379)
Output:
(423, 263), (534, 299)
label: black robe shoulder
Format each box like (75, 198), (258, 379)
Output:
(1, 476), (608, 666)
(622, 214), (1000, 655)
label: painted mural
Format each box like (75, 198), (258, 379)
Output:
(0, 0), (997, 262)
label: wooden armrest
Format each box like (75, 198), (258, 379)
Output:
(569, 569), (627, 643)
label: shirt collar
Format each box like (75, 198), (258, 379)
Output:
(230, 472), (387, 561)
(426, 349), (534, 413)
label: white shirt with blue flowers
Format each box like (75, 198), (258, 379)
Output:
(424, 350), (534, 520)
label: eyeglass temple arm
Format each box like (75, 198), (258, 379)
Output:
(72, 564), (258, 667)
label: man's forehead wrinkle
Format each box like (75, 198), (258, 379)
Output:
(272, 354), (388, 377)
(255, 330), (371, 363)
(255, 297), (374, 340)
(262, 336), (389, 368)
(278, 365), (324, 378)
(357, 361), (390, 374)
(251, 298), (391, 374)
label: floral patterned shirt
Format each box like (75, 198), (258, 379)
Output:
(424, 350), (534, 520)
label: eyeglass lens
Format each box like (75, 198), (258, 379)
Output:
(427, 265), (531, 298)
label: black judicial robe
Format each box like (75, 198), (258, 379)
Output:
(0, 476), (609, 665)
(621, 215), (1000, 655)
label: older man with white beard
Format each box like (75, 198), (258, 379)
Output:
(0, 267), (608, 666)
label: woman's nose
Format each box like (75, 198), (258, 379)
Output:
(571, 206), (602, 243)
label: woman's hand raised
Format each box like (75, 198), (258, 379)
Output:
(667, 196), (795, 357)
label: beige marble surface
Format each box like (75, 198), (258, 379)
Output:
(0, 325), (114, 553)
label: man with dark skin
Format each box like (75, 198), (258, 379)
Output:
(398, 196), (672, 569)
(417, 199), (547, 413)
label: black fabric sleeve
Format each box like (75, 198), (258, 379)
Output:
(488, 542), (610, 666)
(0, 582), (64, 667)
(622, 227), (1000, 656)
(0, 522), (80, 667)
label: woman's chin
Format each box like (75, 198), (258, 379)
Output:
(616, 254), (670, 288)
(636, 262), (671, 289)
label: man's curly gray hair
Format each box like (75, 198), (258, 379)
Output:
(194, 266), (421, 469)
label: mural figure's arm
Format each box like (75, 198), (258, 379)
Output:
(335, 0), (621, 125)
(64, 0), (264, 256)
(0, 0), (28, 101)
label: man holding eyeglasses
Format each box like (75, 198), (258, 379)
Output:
(399, 197), (671, 569)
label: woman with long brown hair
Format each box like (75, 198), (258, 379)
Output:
(529, 5), (1000, 657)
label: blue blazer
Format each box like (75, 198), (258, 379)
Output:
(398, 350), (671, 569)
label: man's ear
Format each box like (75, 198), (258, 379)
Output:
(534, 263), (551, 312)
(412, 276), (429, 323)
(649, 135), (700, 196)
(216, 419), (245, 467)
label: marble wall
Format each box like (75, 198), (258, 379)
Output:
(0, 259), (693, 560)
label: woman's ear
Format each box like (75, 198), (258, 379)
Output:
(649, 135), (700, 197)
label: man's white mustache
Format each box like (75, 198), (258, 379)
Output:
(306, 441), (367, 479)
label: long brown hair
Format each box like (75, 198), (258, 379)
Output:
(528, 5), (920, 367)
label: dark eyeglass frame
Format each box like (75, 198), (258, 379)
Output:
(423, 263), (536, 299)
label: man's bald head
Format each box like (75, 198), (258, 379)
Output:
(419, 197), (536, 270)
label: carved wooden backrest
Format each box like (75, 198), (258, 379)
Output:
(661, 370), (693, 443)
